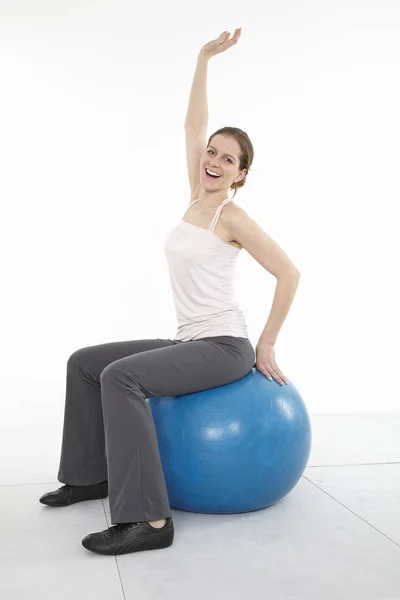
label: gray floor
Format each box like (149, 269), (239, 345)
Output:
(1, 413), (400, 600)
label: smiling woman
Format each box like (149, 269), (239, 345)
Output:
(184, 123), (254, 203)
(184, 32), (254, 204)
(180, 29), (301, 351)
(201, 130), (253, 199)
(40, 28), (301, 561)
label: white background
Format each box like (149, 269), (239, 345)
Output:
(0, 1), (399, 483)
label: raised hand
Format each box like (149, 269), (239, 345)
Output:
(201, 28), (242, 60)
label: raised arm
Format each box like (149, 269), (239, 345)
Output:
(184, 29), (241, 128)
(184, 29), (242, 199)
(184, 50), (210, 130)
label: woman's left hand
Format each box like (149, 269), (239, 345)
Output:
(255, 342), (288, 386)
(201, 28), (242, 60)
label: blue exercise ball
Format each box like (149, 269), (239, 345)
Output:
(148, 368), (311, 514)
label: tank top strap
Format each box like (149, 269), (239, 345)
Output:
(209, 198), (233, 232)
(182, 198), (199, 218)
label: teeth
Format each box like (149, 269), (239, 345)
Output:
(206, 168), (221, 177)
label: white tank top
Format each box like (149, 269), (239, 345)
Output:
(163, 197), (249, 341)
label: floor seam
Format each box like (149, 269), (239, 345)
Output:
(303, 475), (400, 549)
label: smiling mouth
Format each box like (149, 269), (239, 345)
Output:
(205, 168), (221, 179)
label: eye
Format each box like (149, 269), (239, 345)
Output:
(207, 149), (232, 163)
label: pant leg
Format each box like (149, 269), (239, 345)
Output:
(57, 338), (180, 487)
(100, 335), (255, 524)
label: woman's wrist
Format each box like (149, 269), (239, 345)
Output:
(199, 48), (211, 61)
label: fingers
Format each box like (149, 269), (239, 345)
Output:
(233, 27), (241, 41)
(229, 29), (241, 45)
(222, 27), (241, 47)
(273, 369), (288, 385)
(257, 365), (288, 386)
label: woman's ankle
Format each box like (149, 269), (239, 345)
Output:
(148, 518), (167, 529)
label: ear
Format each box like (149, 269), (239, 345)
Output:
(235, 169), (247, 183)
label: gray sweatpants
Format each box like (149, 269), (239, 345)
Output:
(57, 335), (256, 524)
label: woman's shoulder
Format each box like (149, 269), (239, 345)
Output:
(223, 200), (248, 221)
(220, 201), (248, 250)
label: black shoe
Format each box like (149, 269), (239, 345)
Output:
(81, 517), (174, 555)
(39, 481), (108, 507)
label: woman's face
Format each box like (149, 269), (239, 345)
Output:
(201, 134), (246, 190)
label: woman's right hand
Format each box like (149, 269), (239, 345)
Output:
(201, 28), (242, 60)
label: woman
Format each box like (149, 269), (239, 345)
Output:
(39, 29), (301, 556)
